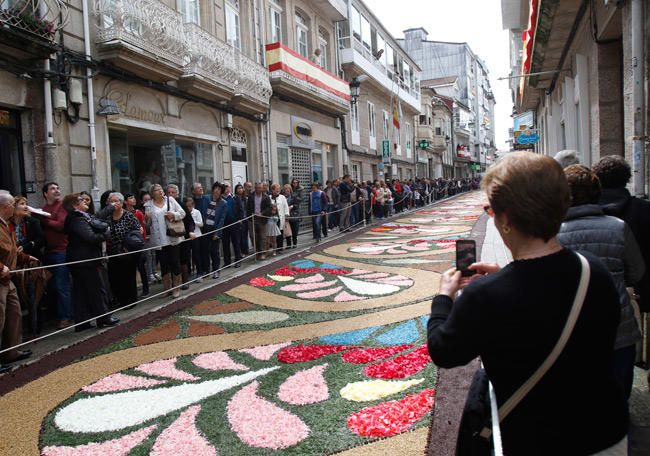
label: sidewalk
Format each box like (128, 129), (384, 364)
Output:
(480, 217), (650, 456)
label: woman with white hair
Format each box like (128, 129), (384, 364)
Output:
(105, 192), (142, 308)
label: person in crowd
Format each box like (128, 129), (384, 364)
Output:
(63, 193), (119, 333)
(191, 182), (211, 283)
(554, 149), (580, 169)
(124, 193), (149, 298)
(270, 184), (290, 253)
(175, 193), (194, 291)
(557, 165), (644, 404)
(246, 182), (272, 260)
(283, 184), (300, 249)
(362, 181), (373, 224)
(325, 180), (340, 230)
(184, 196), (203, 283)
(380, 181), (392, 218)
(166, 184), (180, 201)
(10, 196), (45, 336)
(427, 152), (628, 455)
(338, 175), (354, 232)
(262, 181), (270, 196)
(594, 155), (650, 315)
(103, 192), (142, 309)
(38, 182), (73, 329)
(233, 184), (248, 258)
(79, 191), (95, 215)
(0, 191), (35, 373)
(138, 191), (158, 284)
(144, 184), (185, 298)
(309, 182), (328, 243)
(290, 178), (304, 213)
(266, 198), (282, 256)
(241, 182), (253, 255)
(204, 182), (227, 279)
(221, 183), (242, 269)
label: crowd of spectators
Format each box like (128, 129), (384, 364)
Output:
(0, 173), (476, 373)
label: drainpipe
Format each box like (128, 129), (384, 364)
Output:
(82, 0), (100, 204)
(40, 0), (54, 148)
(631, 0), (646, 197)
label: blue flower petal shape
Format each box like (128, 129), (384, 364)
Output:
(374, 320), (420, 345)
(319, 326), (380, 345)
(420, 315), (429, 328)
(320, 263), (344, 271)
(291, 260), (316, 269)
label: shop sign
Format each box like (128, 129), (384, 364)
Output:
(290, 116), (315, 149)
(107, 89), (167, 125)
(381, 140), (391, 164)
(513, 111), (536, 148)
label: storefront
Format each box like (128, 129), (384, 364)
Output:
(0, 109), (27, 195)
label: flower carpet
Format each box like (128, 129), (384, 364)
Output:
(0, 192), (486, 456)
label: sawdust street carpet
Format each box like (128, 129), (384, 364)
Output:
(0, 192), (486, 456)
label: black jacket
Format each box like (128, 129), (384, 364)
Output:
(64, 211), (107, 264)
(11, 216), (45, 259)
(339, 181), (354, 203)
(600, 187), (650, 310)
(246, 193), (272, 224)
(234, 195), (247, 221)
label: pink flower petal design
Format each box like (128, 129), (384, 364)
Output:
(193, 352), (250, 372)
(278, 364), (329, 405)
(347, 269), (373, 276)
(238, 342), (292, 361)
(82, 373), (166, 393)
(294, 273), (326, 284)
(375, 279), (414, 287)
(136, 358), (199, 382)
(227, 381), (310, 449)
(42, 425), (157, 456)
(387, 248), (403, 254)
(402, 245), (430, 251)
(334, 291), (366, 302)
(151, 405), (216, 456)
(280, 280), (338, 292)
(355, 273), (391, 279)
(296, 286), (343, 299)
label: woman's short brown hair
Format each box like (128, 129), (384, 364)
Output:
(564, 164), (602, 206)
(482, 152), (570, 241)
(62, 193), (82, 213)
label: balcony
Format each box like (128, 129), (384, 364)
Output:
(338, 36), (420, 112)
(0, 0), (68, 56)
(94, 0), (272, 112)
(312, 0), (346, 20)
(266, 42), (349, 115)
(94, 0), (186, 81)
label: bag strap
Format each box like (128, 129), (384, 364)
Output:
(480, 253), (590, 439)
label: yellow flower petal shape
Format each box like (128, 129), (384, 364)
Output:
(267, 275), (295, 282)
(340, 378), (425, 402)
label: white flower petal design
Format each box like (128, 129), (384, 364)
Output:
(338, 276), (400, 296)
(55, 367), (279, 433)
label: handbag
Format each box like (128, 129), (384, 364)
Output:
(124, 229), (145, 252)
(165, 198), (185, 238)
(283, 220), (292, 238)
(458, 253), (591, 453)
(89, 217), (109, 234)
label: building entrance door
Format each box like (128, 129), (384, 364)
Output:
(0, 109), (25, 195)
(290, 147), (311, 231)
(231, 162), (247, 186)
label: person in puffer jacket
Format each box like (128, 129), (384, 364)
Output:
(558, 165), (645, 403)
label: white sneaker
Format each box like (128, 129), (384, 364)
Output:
(212, 271), (220, 279)
(194, 276), (203, 283)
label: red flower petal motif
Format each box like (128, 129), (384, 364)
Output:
(250, 277), (276, 287)
(274, 266), (298, 277)
(321, 268), (351, 275)
(277, 344), (358, 364)
(342, 345), (413, 364)
(363, 345), (431, 379)
(347, 389), (436, 437)
(291, 267), (322, 274)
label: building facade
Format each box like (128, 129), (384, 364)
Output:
(415, 88), (453, 179)
(399, 28), (496, 174)
(502, 0), (649, 195)
(338, 0), (421, 183)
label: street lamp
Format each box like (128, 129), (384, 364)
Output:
(349, 77), (361, 104)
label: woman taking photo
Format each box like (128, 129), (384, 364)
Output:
(144, 184), (185, 298)
(63, 193), (118, 331)
(125, 192), (149, 298)
(427, 152), (628, 455)
(283, 184), (300, 249)
(105, 193), (142, 308)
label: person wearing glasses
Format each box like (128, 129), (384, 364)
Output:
(428, 152), (628, 455)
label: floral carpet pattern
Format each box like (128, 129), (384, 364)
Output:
(0, 192), (487, 456)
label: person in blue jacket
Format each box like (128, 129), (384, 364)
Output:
(204, 182), (227, 279)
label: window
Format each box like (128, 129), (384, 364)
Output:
(277, 135), (290, 186)
(376, 34), (386, 67)
(382, 110), (389, 139)
(368, 102), (376, 138)
(351, 102), (359, 132)
(385, 44), (395, 77)
(269, 0), (282, 43)
(419, 115), (426, 125)
(403, 62), (410, 89)
(225, 0), (241, 50)
(435, 127), (442, 136)
(405, 123), (412, 158)
(325, 144), (335, 181)
(295, 12), (309, 58)
(360, 14), (371, 49)
(351, 6), (361, 41)
(318, 30), (328, 70)
(178, 0), (200, 24)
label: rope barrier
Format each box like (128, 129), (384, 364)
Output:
(0, 190), (472, 357)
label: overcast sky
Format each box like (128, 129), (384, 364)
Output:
(366, 0), (513, 150)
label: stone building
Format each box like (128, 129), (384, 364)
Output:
(415, 88), (454, 179)
(502, 0), (649, 194)
(338, 0), (421, 183)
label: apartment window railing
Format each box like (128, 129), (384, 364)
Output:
(0, 0), (68, 42)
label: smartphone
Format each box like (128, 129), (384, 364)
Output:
(456, 240), (477, 277)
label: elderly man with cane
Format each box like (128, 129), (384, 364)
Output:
(0, 190), (37, 373)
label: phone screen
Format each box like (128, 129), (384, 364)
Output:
(456, 240), (477, 276)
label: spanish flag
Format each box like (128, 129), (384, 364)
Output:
(392, 96), (401, 130)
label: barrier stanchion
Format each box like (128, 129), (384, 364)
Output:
(252, 214), (257, 262)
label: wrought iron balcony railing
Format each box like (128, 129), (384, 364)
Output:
(233, 49), (273, 104)
(0, 0), (68, 42)
(184, 23), (238, 90)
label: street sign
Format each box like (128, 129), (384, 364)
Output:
(382, 140), (391, 164)
(418, 139), (429, 149)
(516, 132), (540, 145)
